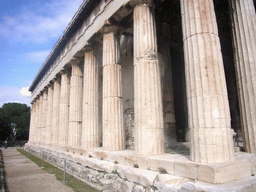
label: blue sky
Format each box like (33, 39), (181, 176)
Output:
(0, 0), (83, 107)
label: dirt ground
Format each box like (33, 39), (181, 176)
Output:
(2, 147), (74, 192)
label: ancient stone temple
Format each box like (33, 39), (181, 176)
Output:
(26, 0), (256, 191)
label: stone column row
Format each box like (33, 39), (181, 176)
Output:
(229, 0), (256, 153)
(28, 0), (256, 165)
(29, 0), (166, 157)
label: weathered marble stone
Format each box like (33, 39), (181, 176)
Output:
(132, 0), (165, 156)
(45, 83), (53, 144)
(181, 0), (234, 163)
(59, 69), (70, 146)
(28, 102), (36, 142)
(51, 77), (61, 144)
(82, 47), (100, 148)
(68, 61), (83, 148)
(229, 0), (256, 153)
(41, 89), (48, 143)
(102, 28), (125, 151)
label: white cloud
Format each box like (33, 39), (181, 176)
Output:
(0, 86), (31, 107)
(0, 0), (83, 44)
(20, 87), (31, 97)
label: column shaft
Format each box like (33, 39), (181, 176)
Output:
(82, 49), (100, 148)
(45, 83), (53, 144)
(59, 70), (70, 146)
(181, 0), (234, 163)
(28, 102), (36, 142)
(38, 94), (43, 143)
(132, 0), (164, 156)
(41, 89), (48, 143)
(68, 63), (83, 147)
(230, 0), (256, 153)
(35, 98), (39, 143)
(102, 31), (125, 151)
(52, 78), (61, 144)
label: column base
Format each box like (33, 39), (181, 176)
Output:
(25, 143), (256, 184)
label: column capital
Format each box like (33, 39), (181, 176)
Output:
(100, 21), (122, 34)
(42, 86), (48, 93)
(39, 91), (44, 97)
(47, 81), (54, 88)
(69, 58), (83, 66)
(31, 99), (36, 105)
(82, 45), (94, 52)
(60, 68), (71, 75)
(53, 75), (61, 83)
(130, 0), (154, 7)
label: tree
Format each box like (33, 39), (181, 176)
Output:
(0, 103), (30, 141)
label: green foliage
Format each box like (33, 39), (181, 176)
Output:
(0, 103), (30, 141)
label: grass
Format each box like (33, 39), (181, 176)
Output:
(17, 148), (99, 192)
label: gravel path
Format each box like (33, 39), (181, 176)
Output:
(2, 148), (74, 192)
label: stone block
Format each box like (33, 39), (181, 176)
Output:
(125, 154), (137, 167)
(92, 149), (109, 160)
(197, 160), (251, 184)
(235, 152), (256, 175)
(137, 156), (148, 169)
(92, 159), (115, 173)
(106, 151), (128, 165)
(174, 160), (197, 179)
(153, 174), (192, 192)
(147, 157), (175, 174)
(116, 164), (158, 187)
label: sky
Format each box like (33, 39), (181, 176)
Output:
(0, 0), (83, 107)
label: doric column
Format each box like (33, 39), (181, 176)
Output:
(59, 69), (71, 146)
(181, 0), (234, 163)
(52, 76), (61, 144)
(45, 82), (53, 144)
(131, 0), (164, 156)
(35, 98), (40, 143)
(41, 88), (48, 143)
(102, 26), (125, 151)
(29, 101), (36, 142)
(68, 61), (83, 148)
(229, 0), (256, 153)
(37, 93), (43, 143)
(81, 46), (100, 148)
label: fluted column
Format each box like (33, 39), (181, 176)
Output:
(29, 101), (36, 142)
(37, 93), (43, 143)
(229, 0), (256, 153)
(131, 0), (164, 156)
(52, 77), (61, 144)
(59, 69), (71, 146)
(181, 0), (234, 163)
(45, 83), (53, 144)
(102, 26), (125, 151)
(82, 47), (100, 148)
(68, 61), (83, 148)
(41, 88), (48, 143)
(35, 98), (39, 143)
